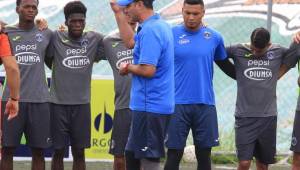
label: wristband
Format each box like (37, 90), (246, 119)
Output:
(10, 97), (19, 101)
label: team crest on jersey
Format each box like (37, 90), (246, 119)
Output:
(203, 31), (211, 39)
(266, 51), (274, 60)
(35, 33), (44, 42)
(81, 39), (89, 47)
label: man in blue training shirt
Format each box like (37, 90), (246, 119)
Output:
(164, 0), (227, 170)
(110, 0), (174, 170)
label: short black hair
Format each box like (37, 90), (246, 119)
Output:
(251, 27), (270, 49)
(135, 0), (154, 9)
(17, 0), (39, 6)
(64, 1), (87, 20)
(184, 0), (204, 6)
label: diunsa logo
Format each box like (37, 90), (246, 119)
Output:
(116, 57), (133, 69)
(62, 56), (90, 69)
(15, 52), (41, 65)
(244, 67), (272, 81)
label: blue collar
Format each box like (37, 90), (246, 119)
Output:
(139, 13), (160, 28)
(182, 24), (204, 34)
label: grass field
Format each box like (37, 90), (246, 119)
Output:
(12, 161), (291, 170)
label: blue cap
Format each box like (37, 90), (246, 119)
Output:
(117, 0), (134, 6)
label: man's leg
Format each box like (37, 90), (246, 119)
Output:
(165, 105), (191, 170)
(291, 111), (300, 170)
(164, 149), (184, 170)
(50, 103), (69, 170)
(141, 112), (170, 170)
(31, 148), (45, 170)
(192, 105), (219, 170)
(237, 160), (251, 170)
(51, 149), (65, 170)
(141, 158), (160, 170)
(235, 130), (254, 170)
(0, 147), (15, 170)
(70, 104), (91, 170)
(256, 160), (268, 170)
(0, 102), (25, 170)
(254, 116), (277, 170)
(195, 146), (211, 170)
(125, 151), (141, 170)
(124, 110), (141, 170)
(114, 156), (126, 170)
(71, 147), (86, 170)
(27, 103), (51, 170)
(109, 109), (132, 170)
(293, 152), (300, 170)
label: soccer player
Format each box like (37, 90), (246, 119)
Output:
(104, 17), (137, 170)
(0, 30), (20, 120)
(45, 1), (105, 170)
(278, 32), (300, 170)
(110, 0), (175, 169)
(0, 0), (52, 170)
(221, 27), (290, 170)
(164, 0), (227, 170)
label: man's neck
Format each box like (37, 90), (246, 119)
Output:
(68, 32), (82, 41)
(18, 20), (35, 30)
(139, 9), (154, 23)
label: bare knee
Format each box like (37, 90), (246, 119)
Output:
(238, 160), (251, 170)
(256, 160), (268, 170)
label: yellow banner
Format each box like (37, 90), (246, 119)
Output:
(86, 79), (115, 160)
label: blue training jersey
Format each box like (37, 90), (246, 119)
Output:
(130, 14), (175, 114)
(173, 25), (227, 105)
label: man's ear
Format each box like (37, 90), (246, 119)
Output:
(268, 42), (272, 47)
(16, 6), (20, 15)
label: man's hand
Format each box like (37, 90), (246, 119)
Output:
(35, 18), (48, 31)
(293, 31), (300, 44)
(5, 99), (19, 121)
(58, 24), (66, 32)
(0, 21), (7, 33)
(110, 0), (123, 14)
(119, 62), (129, 75)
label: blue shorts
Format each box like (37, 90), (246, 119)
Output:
(166, 104), (219, 149)
(125, 110), (170, 159)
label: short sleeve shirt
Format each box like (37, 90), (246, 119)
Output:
(103, 33), (132, 110)
(227, 44), (288, 117)
(47, 31), (105, 104)
(173, 25), (227, 105)
(0, 34), (12, 57)
(3, 25), (52, 102)
(130, 14), (175, 114)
